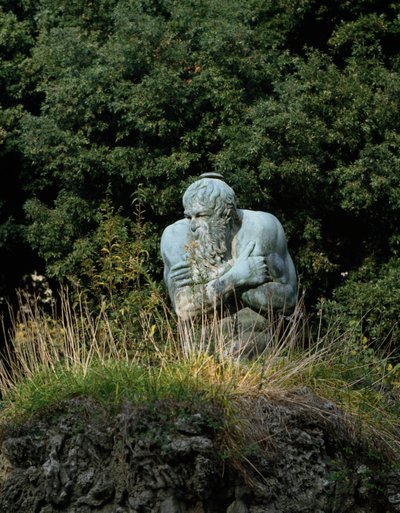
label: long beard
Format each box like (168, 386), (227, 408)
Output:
(189, 219), (229, 283)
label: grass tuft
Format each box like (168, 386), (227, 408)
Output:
(1, 289), (399, 463)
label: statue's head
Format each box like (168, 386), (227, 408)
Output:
(182, 174), (237, 227)
(182, 174), (238, 268)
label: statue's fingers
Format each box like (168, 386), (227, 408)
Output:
(170, 269), (189, 276)
(171, 266), (191, 278)
(171, 261), (190, 272)
(175, 278), (193, 288)
(242, 240), (256, 258)
(171, 267), (191, 278)
(172, 273), (191, 284)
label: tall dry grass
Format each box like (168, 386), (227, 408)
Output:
(0, 288), (399, 460)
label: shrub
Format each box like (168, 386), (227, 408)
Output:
(322, 258), (400, 352)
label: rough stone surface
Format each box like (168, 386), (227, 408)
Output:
(0, 393), (397, 513)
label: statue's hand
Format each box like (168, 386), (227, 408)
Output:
(170, 261), (194, 288)
(229, 241), (271, 288)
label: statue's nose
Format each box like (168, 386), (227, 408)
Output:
(190, 219), (197, 232)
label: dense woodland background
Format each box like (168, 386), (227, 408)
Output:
(0, 0), (399, 347)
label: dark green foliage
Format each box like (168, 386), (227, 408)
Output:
(0, 0), (399, 345)
(0, 1), (42, 298)
(324, 258), (400, 351)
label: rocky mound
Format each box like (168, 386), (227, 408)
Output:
(0, 390), (399, 513)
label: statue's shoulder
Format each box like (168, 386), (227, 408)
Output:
(160, 219), (189, 258)
(239, 209), (281, 232)
(161, 218), (187, 237)
(235, 209), (286, 254)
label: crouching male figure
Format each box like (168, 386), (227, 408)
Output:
(161, 174), (297, 328)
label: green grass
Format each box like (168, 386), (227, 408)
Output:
(1, 359), (219, 419)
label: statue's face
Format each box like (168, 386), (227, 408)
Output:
(184, 201), (218, 238)
(184, 198), (230, 266)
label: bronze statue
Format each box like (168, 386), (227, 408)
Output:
(161, 174), (297, 323)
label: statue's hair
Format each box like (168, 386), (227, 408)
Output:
(183, 178), (238, 222)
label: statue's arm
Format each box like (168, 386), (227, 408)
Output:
(161, 222), (189, 309)
(240, 255), (296, 314)
(171, 259), (238, 319)
(240, 221), (297, 315)
(161, 223), (217, 318)
(162, 235), (263, 319)
(166, 239), (269, 320)
(203, 214), (297, 315)
(161, 215), (296, 319)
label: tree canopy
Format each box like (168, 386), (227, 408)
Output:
(1, 0), (399, 343)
